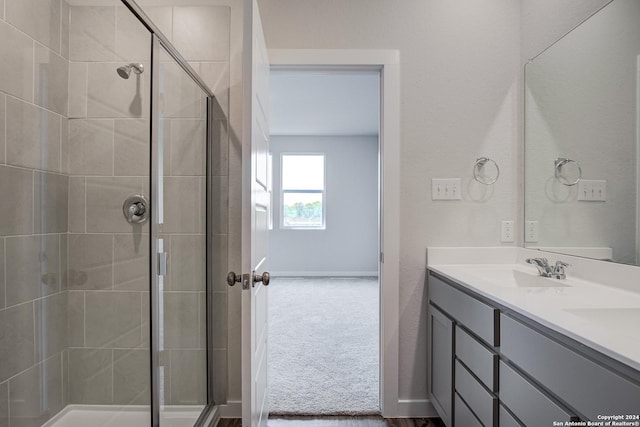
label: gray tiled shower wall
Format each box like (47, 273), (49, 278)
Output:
(0, 1), (230, 425)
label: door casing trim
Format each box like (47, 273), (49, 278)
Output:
(269, 49), (402, 417)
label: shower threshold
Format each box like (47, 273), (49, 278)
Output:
(42, 404), (206, 427)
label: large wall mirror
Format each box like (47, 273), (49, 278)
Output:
(525, 0), (640, 266)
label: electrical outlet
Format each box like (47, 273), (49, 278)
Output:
(501, 220), (514, 243)
(525, 220), (539, 243)
(431, 178), (462, 200)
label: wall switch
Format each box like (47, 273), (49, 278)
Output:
(578, 180), (606, 201)
(525, 220), (539, 243)
(431, 178), (462, 200)
(501, 220), (514, 243)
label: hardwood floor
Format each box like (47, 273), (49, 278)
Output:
(217, 416), (444, 427)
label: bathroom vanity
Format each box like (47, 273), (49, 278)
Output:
(426, 248), (640, 427)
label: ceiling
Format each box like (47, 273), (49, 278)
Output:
(269, 71), (380, 136)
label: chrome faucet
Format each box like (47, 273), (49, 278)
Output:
(526, 258), (553, 277)
(526, 258), (570, 279)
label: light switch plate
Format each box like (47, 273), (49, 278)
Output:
(578, 180), (606, 201)
(432, 178), (461, 200)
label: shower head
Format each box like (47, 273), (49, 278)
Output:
(116, 63), (144, 79)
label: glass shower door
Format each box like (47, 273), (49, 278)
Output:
(151, 40), (209, 426)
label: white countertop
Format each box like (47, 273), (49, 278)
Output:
(427, 247), (640, 372)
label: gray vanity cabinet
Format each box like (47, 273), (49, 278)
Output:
(427, 270), (640, 427)
(428, 273), (499, 427)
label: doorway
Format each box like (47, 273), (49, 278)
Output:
(267, 70), (381, 415)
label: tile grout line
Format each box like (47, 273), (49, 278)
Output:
(6, 380), (9, 427)
(32, 299), (36, 369)
(3, 238), (5, 309)
(82, 291), (86, 348)
(82, 176), (86, 233)
(3, 95), (6, 163)
(111, 348), (114, 404)
(59, 0), (63, 58)
(111, 235), (115, 291)
(31, 170), (35, 235)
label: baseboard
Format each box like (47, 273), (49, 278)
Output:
(216, 400), (438, 420)
(271, 271), (378, 277)
(394, 399), (438, 418)
(205, 405), (220, 426)
(217, 401), (242, 419)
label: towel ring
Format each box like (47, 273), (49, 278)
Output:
(554, 158), (582, 186)
(473, 157), (500, 185)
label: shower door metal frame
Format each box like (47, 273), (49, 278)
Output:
(120, 1), (218, 426)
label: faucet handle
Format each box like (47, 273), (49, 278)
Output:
(552, 261), (570, 279)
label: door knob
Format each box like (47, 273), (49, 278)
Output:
(253, 271), (270, 286)
(227, 272), (251, 289)
(227, 271), (269, 289)
(226, 272), (241, 286)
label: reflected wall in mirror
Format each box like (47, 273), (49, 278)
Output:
(525, 0), (640, 266)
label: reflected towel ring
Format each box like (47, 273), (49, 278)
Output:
(554, 157), (582, 186)
(473, 157), (500, 185)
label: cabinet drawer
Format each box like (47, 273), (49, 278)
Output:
(500, 361), (574, 426)
(501, 314), (640, 419)
(429, 274), (498, 345)
(455, 360), (496, 427)
(455, 326), (497, 391)
(454, 393), (483, 427)
(499, 405), (521, 427)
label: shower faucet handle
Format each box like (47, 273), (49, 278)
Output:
(122, 194), (149, 224)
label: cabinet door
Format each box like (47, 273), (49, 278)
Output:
(428, 304), (453, 426)
(501, 314), (640, 419)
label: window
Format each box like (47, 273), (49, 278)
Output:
(281, 154), (325, 229)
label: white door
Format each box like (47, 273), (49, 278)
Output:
(242, 0), (270, 426)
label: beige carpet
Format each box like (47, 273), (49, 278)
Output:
(267, 277), (379, 415)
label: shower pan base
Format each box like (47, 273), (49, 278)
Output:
(42, 405), (205, 427)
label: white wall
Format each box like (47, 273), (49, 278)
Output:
(269, 135), (379, 276)
(221, 0), (623, 413)
(521, 0), (612, 63)
(257, 0), (521, 404)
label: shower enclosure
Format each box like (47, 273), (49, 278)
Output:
(0, 0), (223, 426)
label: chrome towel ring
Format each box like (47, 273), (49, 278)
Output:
(473, 157), (500, 185)
(554, 157), (582, 186)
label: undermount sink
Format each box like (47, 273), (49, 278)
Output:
(451, 267), (571, 288)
